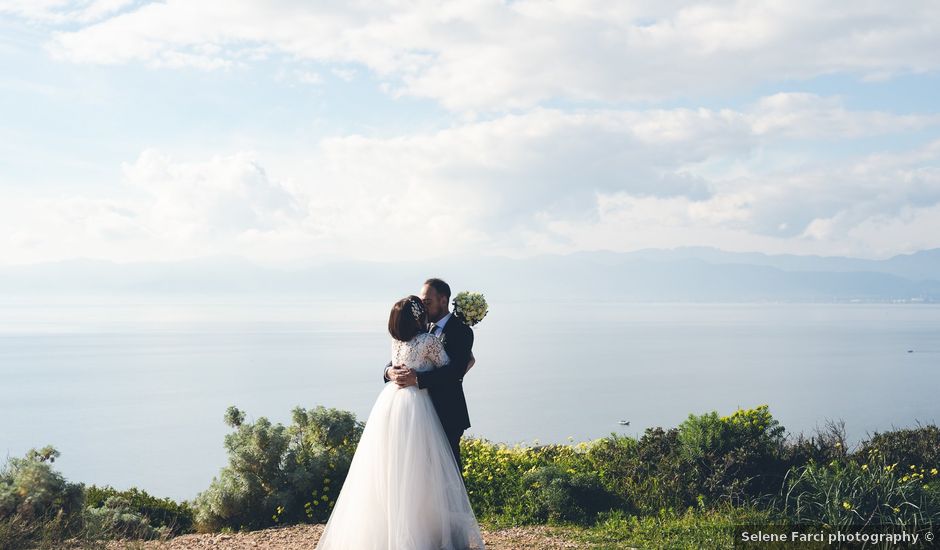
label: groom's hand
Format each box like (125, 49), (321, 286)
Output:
(390, 366), (417, 388)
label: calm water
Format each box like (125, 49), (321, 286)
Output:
(1, 300), (939, 501)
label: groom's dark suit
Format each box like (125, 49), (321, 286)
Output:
(384, 314), (474, 470)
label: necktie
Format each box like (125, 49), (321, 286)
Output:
(428, 323), (438, 335)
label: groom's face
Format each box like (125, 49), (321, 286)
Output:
(420, 284), (448, 322)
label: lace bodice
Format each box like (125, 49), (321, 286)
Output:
(391, 333), (449, 373)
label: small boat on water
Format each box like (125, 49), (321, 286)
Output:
(618, 420), (630, 426)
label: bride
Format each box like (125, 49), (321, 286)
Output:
(316, 295), (485, 550)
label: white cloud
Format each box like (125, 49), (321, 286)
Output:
(331, 67), (357, 82)
(0, 151), (306, 264)
(293, 70), (322, 85)
(0, 0), (133, 23)
(122, 149), (302, 239)
(750, 93), (940, 138)
(3, 99), (939, 264)
(4, 2), (939, 264)
(37, 0), (940, 111)
(532, 138), (940, 258)
(0, 0), (72, 22)
(841, 203), (940, 258)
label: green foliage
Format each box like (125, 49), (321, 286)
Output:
(0, 446), (83, 522)
(721, 405), (787, 451)
(779, 447), (940, 532)
(224, 405), (246, 428)
(0, 446), (84, 548)
(581, 434), (638, 501)
(520, 465), (616, 524)
(460, 438), (543, 523)
(459, 405), (938, 537)
(0, 447), (195, 548)
(634, 427), (697, 512)
(201, 411), (290, 531)
(7, 403), (939, 548)
(780, 419), (848, 468)
(858, 425), (940, 470)
(460, 438), (627, 525)
(460, 408), (790, 526)
(82, 495), (159, 540)
(677, 405), (789, 505)
(579, 505), (774, 550)
(193, 405), (363, 532)
(0, 512), (79, 550)
(84, 485), (194, 536)
(678, 411), (730, 463)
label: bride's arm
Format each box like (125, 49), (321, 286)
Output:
(416, 325), (473, 389)
(426, 335), (449, 368)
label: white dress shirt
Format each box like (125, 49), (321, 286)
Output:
(431, 312), (452, 337)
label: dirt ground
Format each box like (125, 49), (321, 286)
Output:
(103, 523), (591, 550)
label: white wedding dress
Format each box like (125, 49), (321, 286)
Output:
(316, 332), (485, 550)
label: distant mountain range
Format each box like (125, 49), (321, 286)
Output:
(2, 247), (939, 303)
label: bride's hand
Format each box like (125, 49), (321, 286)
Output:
(389, 366), (417, 388)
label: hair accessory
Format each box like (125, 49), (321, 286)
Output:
(409, 298), (424, 322)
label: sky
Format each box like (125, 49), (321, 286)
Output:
(1, 0), (940, 265)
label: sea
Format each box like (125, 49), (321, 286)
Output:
(1, 299), (938, 501)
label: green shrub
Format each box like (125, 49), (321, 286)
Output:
(520, 465), (617, 524)
(629, 426), (698, 513)
(677, 405), (788, 505)
(193, 405), (363, 532)
(10, 403), (935, 546)
(461, 438), (622, 525)
(82, 495), (159, 540)
(0, 446), (84, 548)
(0, 446), (84, 522)
(582, 435), (638, 494)
(857, 425), (940, 471)
(781, 419), (848, 470)
(460, 438), (542, 522)
(195, 410), (288, 531)
(679, 411), (731, 463)
(84, 485), (194, 536)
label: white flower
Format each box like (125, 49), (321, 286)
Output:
(453, 291), (489, 326)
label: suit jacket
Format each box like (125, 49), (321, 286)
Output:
(384, 315), (473, 437)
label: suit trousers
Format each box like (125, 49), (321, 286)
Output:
(447, 429), (464, 474)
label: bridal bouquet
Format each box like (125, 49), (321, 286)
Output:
(453, 291), (488, 326)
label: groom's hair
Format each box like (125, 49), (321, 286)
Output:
(424, 278), (451, 299)
(389, 295), (426, 342)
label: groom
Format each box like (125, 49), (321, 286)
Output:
(384, 278), (474, 470)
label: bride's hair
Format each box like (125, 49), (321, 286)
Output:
(388, 295), (427, 342)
